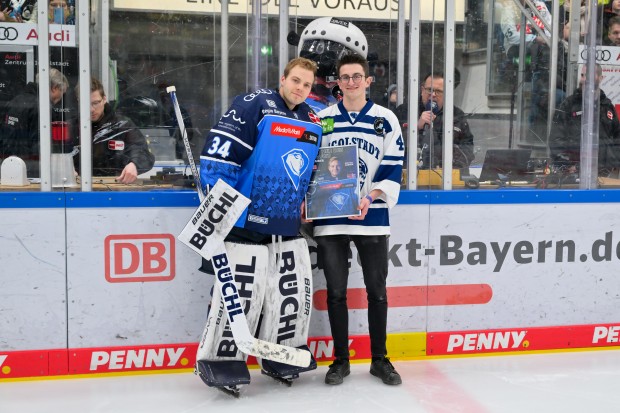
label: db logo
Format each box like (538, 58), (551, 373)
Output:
(104, 234), (175, 283)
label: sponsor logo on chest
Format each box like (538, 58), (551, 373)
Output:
(108, 140), (125, 151)
(271, 122), (305, 139)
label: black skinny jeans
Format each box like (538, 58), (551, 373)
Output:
(316, 234), (389, 359)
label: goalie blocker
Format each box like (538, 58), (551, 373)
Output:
(196, 238), (316, 389)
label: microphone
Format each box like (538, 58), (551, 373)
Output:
(423, 100), (439, 132)
(420, 100), (438, 169)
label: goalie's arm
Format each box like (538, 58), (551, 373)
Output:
(199, 100), (257, 193)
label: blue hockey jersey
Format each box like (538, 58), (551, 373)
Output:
(200, 89), (322, 236)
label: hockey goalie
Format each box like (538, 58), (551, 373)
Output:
(183, 57), (322, 396)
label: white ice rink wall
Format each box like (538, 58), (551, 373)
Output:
(2, 190), (620, 378)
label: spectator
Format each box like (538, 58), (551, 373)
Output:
(603, 0), (620, 37)
(414, 71), (475, 170)
(550, 64), (620, 175)
(0, 0), (36, 22)
(606, 15), (620, 46)
(500, 0), (551, 62)
(77, 77), (154, 183)
(1, 68), (69, 176)
(385, 84), (398, 111)
(48, 0), (74, 24)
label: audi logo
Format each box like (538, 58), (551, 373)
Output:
(0, 27), (19, 42)
(580, 49), (612, 62)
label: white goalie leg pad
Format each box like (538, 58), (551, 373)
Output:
(258, 238), (313, 351)
(196, 242), (269, 362)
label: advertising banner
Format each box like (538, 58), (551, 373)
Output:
(112, 0), (465, 22)
(0, 23), (76, 47)
(3, 192), (620, 379)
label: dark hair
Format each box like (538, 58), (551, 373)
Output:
(422, 71), (445, 84)
(90, 77), (105, 97)
(336, 53), (369, 77)
(74, 76), (105, 97)
(609, 15), (620, 32)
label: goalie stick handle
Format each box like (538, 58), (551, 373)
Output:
(166, 86), (204, 201)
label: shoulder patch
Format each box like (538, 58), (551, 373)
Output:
(374, 117), (385, 135)
(322, 118), (335, 133)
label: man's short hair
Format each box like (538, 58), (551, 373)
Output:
(90, 77), (105, 97)
(74, 76), (106, 97)
(283, 57), (318, 78)
(336, 53), (369, 76)
(609, 16), (620, 32)
(422, 71), (445, 84)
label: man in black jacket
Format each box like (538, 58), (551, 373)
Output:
(1, 68), (69, 177)
(550, 64), (620, 174)
(396, 71), (475, 170)
(84, 77), (154, 183)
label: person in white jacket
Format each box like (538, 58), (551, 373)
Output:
(314, 53), (404, 386)
(500, 0), (551, 59)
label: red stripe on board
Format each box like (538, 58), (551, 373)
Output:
(313, 284), (493, 311)
(2, 323), (620, 379)
(427, 323), (620, 356)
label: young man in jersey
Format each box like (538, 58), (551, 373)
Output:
(195, 57), (323, 394)
(315, 53), (405, 386)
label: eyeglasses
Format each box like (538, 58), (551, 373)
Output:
(338, 74), (365, 84)
(90, 99), (104, 108)
(423, 87), (444, 96)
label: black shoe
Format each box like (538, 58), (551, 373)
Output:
(370, 357), (402, 385)
(325, 358), (350, 385)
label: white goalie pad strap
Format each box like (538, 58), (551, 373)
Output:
(258, 238), (313, 348)
(196, 242), (269, 362)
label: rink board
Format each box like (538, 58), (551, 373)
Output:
(1, 190), (620, 378)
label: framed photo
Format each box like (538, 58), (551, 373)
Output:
(305, 144), (360, 220)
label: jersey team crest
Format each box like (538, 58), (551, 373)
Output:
(282, 149), (310, 190)
(329, 192), (350, 211)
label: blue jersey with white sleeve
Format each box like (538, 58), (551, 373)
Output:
(200, 89), (323, 237)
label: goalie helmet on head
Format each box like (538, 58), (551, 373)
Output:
(298, 17), (368, 81)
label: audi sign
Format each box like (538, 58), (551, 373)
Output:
(0, 22), (76, 47)
(578, 45), (620, 66)
(0, 27), (18, 42)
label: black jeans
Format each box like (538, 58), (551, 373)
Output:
(316, 234), (389, 359)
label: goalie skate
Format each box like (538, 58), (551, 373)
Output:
(260, 345), (317, 386)
(195, 359), (250, 397)
(257, 238), (316, 383)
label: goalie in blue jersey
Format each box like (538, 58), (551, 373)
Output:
(194, 57), (323, 396)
